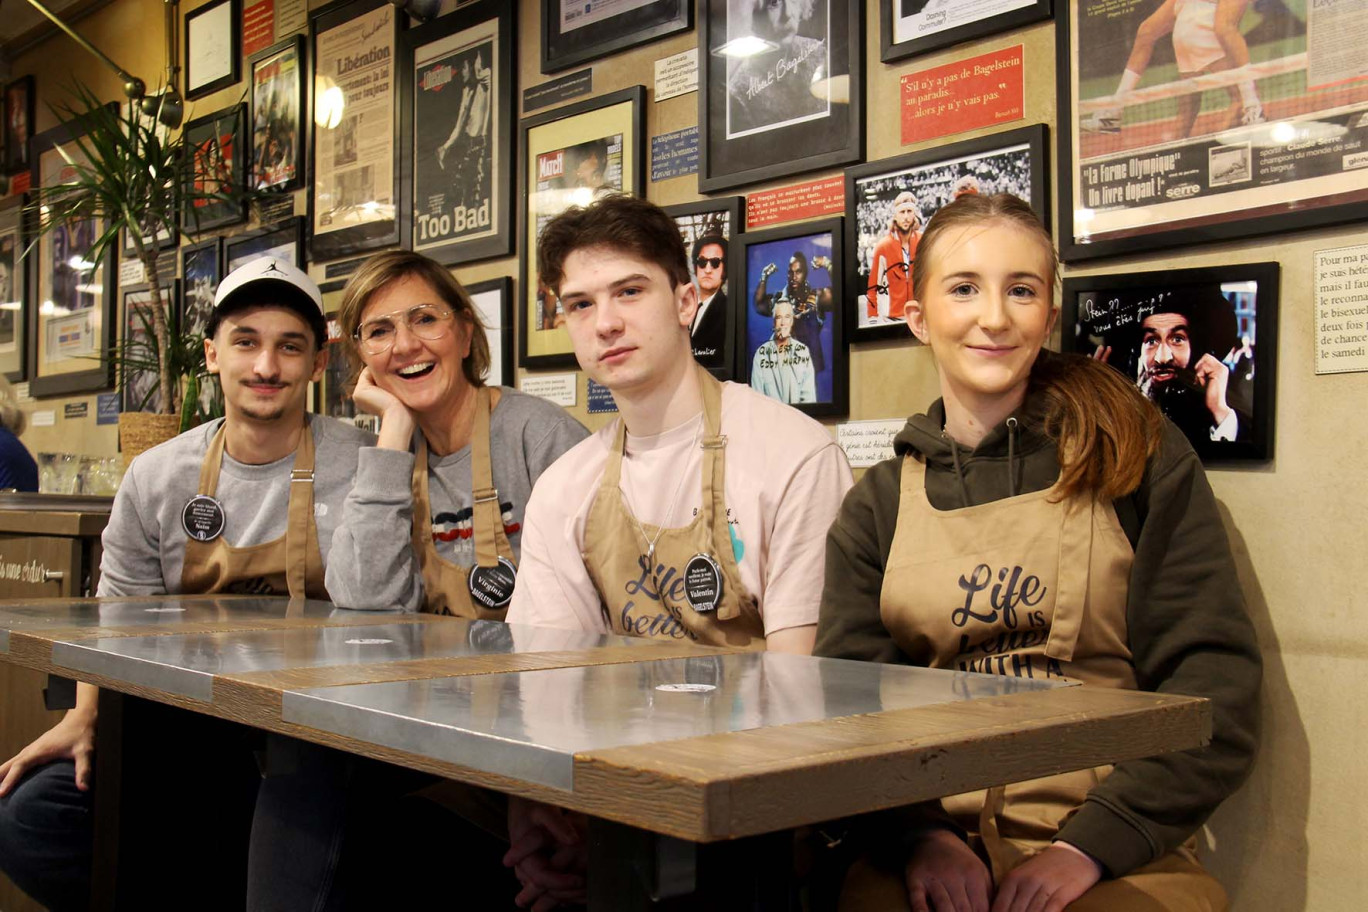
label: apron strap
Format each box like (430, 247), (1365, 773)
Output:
(469, 386), (513, 568)
(198, 423), (228, 496)
(697, 369), (741, 621)
(978, 785), (1025, 884)
(284, 417), (317, 600)
(1045, 496), (1094, 663)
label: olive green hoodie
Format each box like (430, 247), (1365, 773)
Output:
(815, 394), (1261, 878)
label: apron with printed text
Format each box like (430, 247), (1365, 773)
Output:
(180, 419), (327, 599)
(411, 386), (517, 620)
(582, 369), (764, 648)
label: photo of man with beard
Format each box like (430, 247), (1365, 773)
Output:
(750, 298), (815, 404)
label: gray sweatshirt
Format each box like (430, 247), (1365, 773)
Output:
(97, 416), (376, 596)
(326, 387), (589, 612)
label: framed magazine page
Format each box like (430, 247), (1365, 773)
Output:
(699, 0), (863, 193)
(310, 0), (402, 261)
(180, 238), (222, 416)
(1061, 262), (1279, 462)
(519, 86), (645, 370)
(0, 195), (27, 382)
(1059, 1), (1368, 262)
(844, 124), (1048, 343)
(882, 0), (1051, 63)
(541, 0), (691, 74)
(662, 196), (743, 380)
(182, 104), (249, 233)
(249, 36), (306, 194)
(121, 283), (180, 413)
(317, 280), (355, 421)
(467, 276), (513, 387)
(224, 217), (306, 273)
(737, 217), (847, 418)
(400, 0), (514, 266)
(185, 0), (242, 101)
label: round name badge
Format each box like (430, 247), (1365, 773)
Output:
(683, 553), (723, 614)
(181, 495), (226, 542)
(468, 557), (517, 610)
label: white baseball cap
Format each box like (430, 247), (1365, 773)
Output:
(209, 257), (327, 343)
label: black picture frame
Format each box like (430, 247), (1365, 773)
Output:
(180, 236), (223, 339)
(28, 115), (118, 398)
(466, 276), (513, 388)
(317, 279), (355, 422)
(540, 0), (691, 75)
(182, 104), (249, 233)
(1060, 262), (1279, 462)
(698, 0), (863, 193)
(881, 0), (1051, 63)
(662, 196), (743, 381)
(736, 217), (847, 419)
(185, 0), (243, 101)
(120, 282), (181, 413)
(308, 0), (402, 262)
(3, 76), (34, 174)
(224, 216), (306, 273)
(399, 0), (514, 266)
(1056, 2), (1368, 263)
(0, 194), (28, 382)
(844, 124), (1049, 344)
(519, 85), (646, 371)
(249, 35), (307, 194)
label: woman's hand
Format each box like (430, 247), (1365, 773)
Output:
(905, 828), (993, 912)
(990, 843), (1102, 912)
(352, 367), (415, 451)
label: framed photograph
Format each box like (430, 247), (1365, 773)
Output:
(224, 217), (305, 273)
(663, 196), (743, 380)
(844, 124), (1048, 343)
(182, 104), (248, 233)
(180, 238), (222, 416)
(400, 0), (514, 266)
(120, 283), (180, 413)
(28, 118), (117, 398)
(467, 276), (513, 387)
(0, 195), (28, 382)
(317, 280), (355, 420)
(1058, 2), (1368, 262)
(882, 0), (1050, 63)
(541, 0), (691, 74)
(519, 86), (645, 370)
(737, 217), (847, 418)
(3, 76), (34, 174)
(310, 0), (401, 261)
(249, 36), (306, 193)
(185, 0), (243, 101)
(698, 0), (863, 193)
(1061, 262), (1279, 462)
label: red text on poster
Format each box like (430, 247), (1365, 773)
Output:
(901, 45), (1024, 145)
(747, 176), (844, 229)
(243, 0), (275, 57)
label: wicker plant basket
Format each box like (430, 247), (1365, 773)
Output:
(119, 413), (182, 469)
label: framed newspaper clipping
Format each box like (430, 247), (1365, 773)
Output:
(309, 0), (401, 261)
(519, 86), (645, 370)
(1059, 1), (1368, 262)
(541, 0), (691, 75)
(400, 0), (513, 266)
(881, 0), (1051, 64)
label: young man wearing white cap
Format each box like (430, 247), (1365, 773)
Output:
(0, 257), (374, 912)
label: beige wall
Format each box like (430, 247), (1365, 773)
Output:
(9, 1), (1362, 907)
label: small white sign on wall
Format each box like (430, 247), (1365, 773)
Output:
(836, 419), (904, 468)
(654, 49), (698, 101)
(520, 373), (577, 407)
(1314, 242), (1368, 374)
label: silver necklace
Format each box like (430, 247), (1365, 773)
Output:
(621, 415), (702, 565)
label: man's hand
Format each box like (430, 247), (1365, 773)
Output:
(761, 263), (777, 281)
(504, 796), (588, 911)
(812, 255), (832, 271)
(1193, 352), (1232, 426)
(905, 828), (993, 912)
(0, 710), (97, 797)
(990, 843), (1102, 912)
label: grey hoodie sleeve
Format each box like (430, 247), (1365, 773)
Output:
(96, 461), (170, 596)
(324, 446), (424, 612)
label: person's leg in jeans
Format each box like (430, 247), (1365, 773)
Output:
(0, 760), (94, 912)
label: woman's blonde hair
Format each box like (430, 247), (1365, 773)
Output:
(912, 193), (1163, 501)
(335, 251), (491, 387)
(0, 375), (25, 435)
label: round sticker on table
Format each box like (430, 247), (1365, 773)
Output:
(683, 553), (723, 613)
(655, 683), (717, 694)
(468, 557), (517, 610)
(181, 495), (226, 542)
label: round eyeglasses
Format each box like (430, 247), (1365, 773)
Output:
(354, 304), (455, 355)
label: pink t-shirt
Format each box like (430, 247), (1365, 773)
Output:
(508, 382), (853, 637)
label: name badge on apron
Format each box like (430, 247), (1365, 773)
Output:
(468, 556), (517, 610)
(182, 494), (226, 542)
(683, 552), (724, 613)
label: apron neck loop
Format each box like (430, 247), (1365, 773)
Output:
(198, 423), (228, 497)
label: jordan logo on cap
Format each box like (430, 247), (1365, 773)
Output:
(262, 260), (285, 275)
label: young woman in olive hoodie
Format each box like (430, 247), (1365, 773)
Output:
(815, 194), (1260, 912)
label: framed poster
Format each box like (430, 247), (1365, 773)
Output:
(182, 104), (248, 233)
(1059, 1), (1368, 262)
(400, 0), (514, 266)
(310, 0), (401, 261)
(180, 238), (222, 416)
(844, 124), (1048, 343)
(698, 0), (863, 193)
(737, 217), (847, 418)
(541, 0), (691, 74)
(0, 196), (27, 382)
(224, 217), (306, 273)
(28, 119), (116, 398)
(317, 280), (356, 420)
(467, 276), (512, 387)
(662, 196), (743, 380)
(882, 0), (1050, 63)
(519, 86), (645, 370)
(249, 36), (307, 193)
(1061, 262), (1279, 462)
(185, 0), (243, 101)
(3, 76), (33, 174)
(121, 283), (180, 413)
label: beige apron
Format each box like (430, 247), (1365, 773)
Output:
(410, 386), (517, 620)
(866, 453), (1221, 908)
(180, 419), (327, 599)
(582, 369), (764, 648)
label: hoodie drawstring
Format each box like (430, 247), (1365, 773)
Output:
(1006, 417), (1019, 498)
(945, 432), (971, 509)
